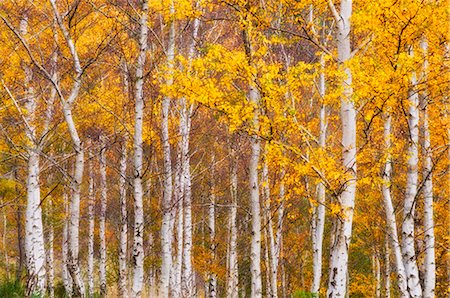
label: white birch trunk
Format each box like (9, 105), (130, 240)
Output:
(118, 138), (129, 298)
(262, 159), (279, 298)
(420, 38), (435, 298)
(227, 140), (239, 298)
(207, 155), (217, 298)
(242, 17), (263, 297)
(326, 1), (356, 296)
(99, 136), (107, 296)
(160, 1), (175, 294)
(381, 113), (409, 297)
(172, 185), (183, 297)
(181, 104), (195, 297)
(2, 208), (8, 279)
(249, 83), (262, 297)
(131, 1), (148, 296)
(401, 46), (422, 298)
(50, 1), (86, 294)
(374, 252), (381, 298)
(385, 235), (391, 298)
(87, 147), (95, 297)
(264, 228), (272, 298)
(62, 192), (72, 296)
(311, 52), (327, 296)
(46, 200), (55, 298)
(20, 15), (47, 296)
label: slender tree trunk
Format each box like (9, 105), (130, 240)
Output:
(373, 252), (381, 298)
(172, 185), (183, 297)
(50, 1), (86, 294)
(264, 228), (272, 298)
(420, 38), (435, 298)
(381, 113), (409, 297)
(46, 199), (55, 298)
(181, 104), (195, 297)
(62, 191), (72, 295)
(401, 45), (422, 298)
(384, 235), (391, 298)
(326, 1), (356, 296)
(118, 138), (129, 298)
(3, 206), (8, 279)
(99, 136), (107, 297)
(242, 15), (263, 295)
(207, 155), (217, 298)
(131, 1), (148, 296)
(262, 159), (279, 298)
(20, 15), (47, 296)
(227, 140), (239, 298)
(160, 1), (175, 295)
(87, 147), (95, 297)
(311, 52), (327, 296)
(249, 82), (262, 297)
(16, 193), (25, 282)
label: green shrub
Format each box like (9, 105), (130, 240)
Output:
(293, 290), (320, 298)
(0, 280), (25, 298)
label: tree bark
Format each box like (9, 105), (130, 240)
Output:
(384, 235), (391, 298)
(381, 112), (409, 297)
(131, 1), (148, 296)
(326, 0), (356, 297)
(160, 1), (175, 295)
(46, 199), (55, 298)
(207, 155), (217, 298)
(87, 147), (95, 297)
(62, 191), (72, 295)
(118, 138), (129, 298)
(50, 1), (86, 294)
(99, 136), (107, 297)
(226, 139), (239, 298)
(311, 52), (327, 296)
(419, 38), (435, 298)
(20, 15), (47, 296)
(401, 45), (422, 298)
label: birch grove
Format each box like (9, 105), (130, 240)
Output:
(0, 0), (448, 297)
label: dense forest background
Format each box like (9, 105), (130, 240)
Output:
(0, 0), (448, 297)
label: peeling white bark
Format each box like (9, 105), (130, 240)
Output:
(20, 15), (47, 296)
(420, 38), (435, 298)
(87, 147), (95, 297)
(381, 113), (409, 297)
(384, 235), (391, 298)
(118, 138), (129, 298)
(131, 1), (148, 296)
(50, 1), (86, 294)
(207, 155), (217, 298)
(62, 192), (72, 296)
(99, 136), (108, 296)
(160, 1), (175, 294)
(226, 140), (239, 298)
(249, 83), (262, 297)
(401, 46), (422, 298)
(311, 52), (327, 296)
(46, 199), (55, 298)
(181, 104), (195, 297)
(326, 0), (356, 296)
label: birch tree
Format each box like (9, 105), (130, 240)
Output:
(87, 146), (95, 297)
(160, 1), (175, 295)
(99, 136), (107, 296)
(131, 1), (149, 296)
(401, 45), (422, 298)
(227, 138), (239, 298)
(419, 38), (435, 298)
(118, 138), (129, 298)
(326, 0), (357, 296)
